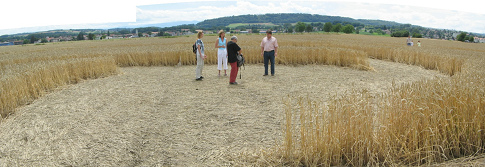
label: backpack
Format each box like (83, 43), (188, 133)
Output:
(237, 54), (245, 79)
(192, 42), (197, 54)
(237, 53), (245, 67)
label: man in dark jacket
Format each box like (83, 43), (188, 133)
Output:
(227, 36), (241, 85)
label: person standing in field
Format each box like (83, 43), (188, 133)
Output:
(227, 36), (241, 85)
(417, 41), (421, 47)
(406, 36), (412, 46)
(215, 30), (228, 76)
(260, 30), (278, 76)
(195, 31), (206, 81)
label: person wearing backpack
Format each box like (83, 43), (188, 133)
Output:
(195, 31), (206, 81)
(227, 36), (241, 85)
(215, 30), (228, 76)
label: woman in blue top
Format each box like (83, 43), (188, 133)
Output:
(214, 30), (228, 76)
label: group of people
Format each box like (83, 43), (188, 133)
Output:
(406, 36), (421, 47)
(194, 30), (278, 85)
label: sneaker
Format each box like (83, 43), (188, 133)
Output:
(224, 74), (227, 76)
(271, 74), (274, 76)
(263, 74), (268, 76)
(229, 82), (238, 85)
(200, 76), (204, 79)
(196, 78), (203, 81)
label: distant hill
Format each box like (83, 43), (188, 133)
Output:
(196, 13), (402, 28)
(2, 13), (484, 42)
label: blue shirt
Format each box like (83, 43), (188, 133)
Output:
(218, 38), (226, 50)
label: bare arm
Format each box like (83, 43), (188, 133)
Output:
(274, 47), (278, 56)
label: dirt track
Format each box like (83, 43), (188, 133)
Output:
(0, 59), (449, 166)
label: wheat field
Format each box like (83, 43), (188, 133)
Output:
(0, 33), (482, 166)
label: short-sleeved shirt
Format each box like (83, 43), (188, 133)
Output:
(227, 41), (241, 63)
(260, 36), (278, 51)
(406, 38), (412, 44)
(196, 39), (204, 55)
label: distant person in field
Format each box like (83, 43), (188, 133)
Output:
(215, 30), (228, 76)
(407, 36), (412, 46)
(195, 31), (206, 81)
(417, 41), (421, 47)
(227, 36), (241, 85)
(261, 30), (278, 76)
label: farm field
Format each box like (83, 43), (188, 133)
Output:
(0, 33), (484, 166)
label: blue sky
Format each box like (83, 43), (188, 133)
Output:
(1, 0), (484, 35)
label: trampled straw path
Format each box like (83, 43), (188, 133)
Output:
(0, 59), (459, 166)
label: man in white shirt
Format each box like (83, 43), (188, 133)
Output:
(260, 30), (279, 76)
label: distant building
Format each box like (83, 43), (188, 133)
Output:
(0, 42), (13, 46)
(13, 41), (23, 45)
(474, 37), (485, 43)
(259, 30), (277, 34)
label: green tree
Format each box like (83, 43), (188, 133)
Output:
(332, 23), (342, 33)
(342, 24), (354, 34)
(138, 32), (143, 37)
(356, 28), (360, 34)
(119, 29), (130, 35)
(23, 39), (30, 44)
(107, 30), (110, 36)
(375, 29), (384, 35)
(251, 28), (258, 33)
(147, 32), (152, 36)
(88, 33), (95, 40)
(77, 32), (85, 40)
(283, 23), (292, 32)
(323, 22), (332, 32)
(287, 27), (293, 33)
(413, 32), (423, 38)
(295, 22), (306, 33)
(41, 38), (48, 43)
(456, 32), (467, 42)
(305, 24), (313, 32)
(468, 36), (475, 42)
(30, 35), (38, 43)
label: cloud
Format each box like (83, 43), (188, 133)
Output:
(134, 1), (485, 33)
(1, 0), (484, 35)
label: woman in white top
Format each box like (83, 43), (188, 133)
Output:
(215, 30), (228, 76)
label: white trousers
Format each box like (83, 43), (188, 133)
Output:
(217, 49), (228, 70)
(196, 52), (204, 79)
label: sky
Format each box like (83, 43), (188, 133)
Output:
(1, 0), (484, 36)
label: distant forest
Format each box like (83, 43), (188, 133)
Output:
(1, 13), (483, 42)
(196, 13), (402, 29)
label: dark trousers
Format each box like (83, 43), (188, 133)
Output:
(264, 51), (275, 75)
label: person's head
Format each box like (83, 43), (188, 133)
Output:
(418, 41), (421, 42)
(218, 30), (225, 38)
(231, 36), (238, 43)
(266, 30), (272, 39)
(197, 31), (204, 39)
